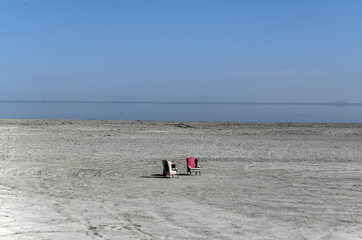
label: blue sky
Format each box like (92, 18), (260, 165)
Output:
(1, 0), (361, 102)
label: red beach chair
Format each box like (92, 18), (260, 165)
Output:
(186, 157), (201, 175)
(162, 160), (179, 178)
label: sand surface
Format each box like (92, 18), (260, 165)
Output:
(1, 119), (362, 240)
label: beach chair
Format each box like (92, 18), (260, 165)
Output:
(186, 157), (201, 175)
(162, 160), (179, 177)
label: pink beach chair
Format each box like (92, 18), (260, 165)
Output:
(162, 160), (179, 177)
(186, 157), (201, 175)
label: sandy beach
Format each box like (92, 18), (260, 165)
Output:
(1, 119), (361, 240)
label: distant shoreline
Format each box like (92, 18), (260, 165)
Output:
(1, 100), (362, 106)
(1, 119), (362, 127)
(2, 101), (361, 123)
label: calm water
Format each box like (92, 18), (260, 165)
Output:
(0, 101), (362, 123)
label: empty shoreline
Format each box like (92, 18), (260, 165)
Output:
(1, 119), (362, 239)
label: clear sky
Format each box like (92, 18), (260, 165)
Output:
(1, 0), (361, 103)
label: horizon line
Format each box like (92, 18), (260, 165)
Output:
(1, 100), (362, 106)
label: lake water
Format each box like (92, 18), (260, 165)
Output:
(0, 101), (362, 123)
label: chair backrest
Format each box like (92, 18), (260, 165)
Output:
(162, 160), (170, 173)
(186, 157), (198, 168)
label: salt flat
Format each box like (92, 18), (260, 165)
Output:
(1, 119), (362, 240)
